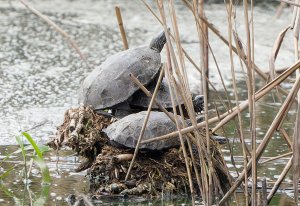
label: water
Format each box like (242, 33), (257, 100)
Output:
(0, 0), (297, 205)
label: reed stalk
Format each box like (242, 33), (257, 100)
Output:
(142, 28), (300, 152)
(164, 44), (196, 205)
(142, 0), (234, 114)
(220, 74), (300, 204)
(190, 0), (213, 203)
(277, 0), (300, 7)
(261, 177), (267, 206)
(125, 66), (165, 180)
(227, 0), (249, 203)
(115, 7), (129, 50)
(130, 72), (205, 198)
(259, 152), (293, 164)
(247, 0), (257, 203)
(267, 157), (292, 203)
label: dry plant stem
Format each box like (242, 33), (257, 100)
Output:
(292, 103), (300, 206)
(183, 0), (293, 98)
(259, 152), (293, 164)
(278, 128), (292, 148)
(142, 0), (233, 113)
(168, 0), (188, 87)
(115, 7), (129, 50)
(219, 75), (300, 204)
(269, 26), (290, 103)
(142, 60), (300, 145)
(267, 157), (292, 203)
(183, 0), (233, 112)
(19, 0), (89, 68)
(277, 0), (300, 7)
(159, 1), (218, 203)
(227, 0), (248, 203)
(190, 0), (212, 203)
(164, 41), (195, 204)
(129, 74), (175, 121)
(275, 2), (286, 18)
(174, 83), (204, 201)
(130, 73), (199, 146)
(193, 6), (267, 81)
(167, 0), (210, 156)
(130, 72), (205, 197)
(245, 0), (257, 205)
(214, 59), (300, 132)
(232, 32), (253, 158)
(125, 66), (165, 181)
(292, 7), (300, 205)
(167, 1), (200, 131)
(130, 73), (198, 143)
(160, 1), (209, 203)
(291, 2), (299, 29)
(261, 177), (267, 206)
(198, 0), (209, 99)
(269, 26), (290, 81)
(145, 1), (230, 201)
(197, 0), (213, 203)
(174, 78), (205, 197)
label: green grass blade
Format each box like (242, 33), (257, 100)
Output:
(21, 132), (52, 184)
(22, 132), (43, 159)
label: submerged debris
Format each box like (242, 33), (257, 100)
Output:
(48, 106), (231, 199)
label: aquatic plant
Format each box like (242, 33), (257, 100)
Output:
(15, 132), (51, 184)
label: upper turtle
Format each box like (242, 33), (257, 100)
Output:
(79, 31), (166, 110)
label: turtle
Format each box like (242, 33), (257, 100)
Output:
(78, 30), (166, 116)
(129, 78), (204, 114)
(102, 111), (204, 151)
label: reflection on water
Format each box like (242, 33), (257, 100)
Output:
(0, 0), (298, 205)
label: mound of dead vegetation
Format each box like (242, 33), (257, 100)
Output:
(48, 106), (231, 199)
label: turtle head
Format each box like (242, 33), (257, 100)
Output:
(192, 95), (204, 113)
(149, 30), (167, 53)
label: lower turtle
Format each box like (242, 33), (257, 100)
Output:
(102, 111), (213, 151)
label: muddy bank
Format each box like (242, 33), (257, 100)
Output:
(48, 106), (231, 200)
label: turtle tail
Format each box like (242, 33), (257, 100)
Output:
(149, 30), (167, 53)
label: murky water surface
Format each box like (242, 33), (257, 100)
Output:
(0, 0), (298, 205)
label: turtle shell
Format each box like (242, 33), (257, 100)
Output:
(103, 111), (182, 150)
(79, 46), (161, 110)
(129, 78), (183, 109)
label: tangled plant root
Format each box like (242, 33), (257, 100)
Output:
(47, 106), (114, 170)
